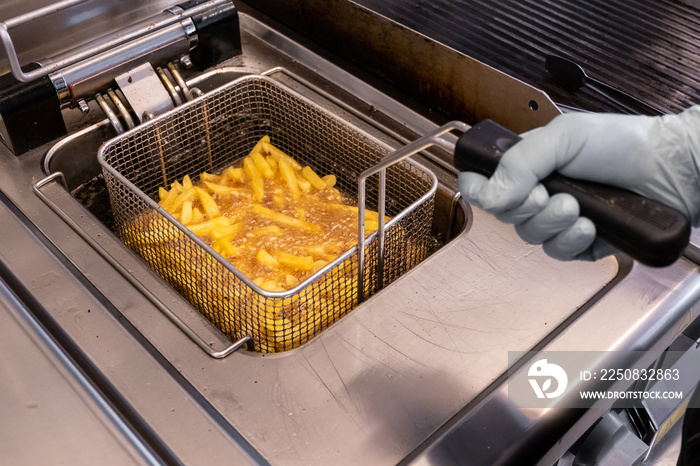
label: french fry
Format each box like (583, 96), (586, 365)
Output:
(303, 243), (331, 257)
(277, 252), (314, 271)
(187, 216), (232, 236)
(194, 186), (221, 218)
(278, 158), (299, 197)
(171, 187), (196, 213)
(321, 174), (336, 188)
(252, 204), (321, 232)
(249, 225), (282, 237)
(181, 201), (193, 224)
(257, 249), (278, 268)
(249, 135), (270, 158)
(262, 142), (302, 170)
(272, 186), (286, 209)
(199, 172), (219, 183)
(158, 188), (178, 211)
(191, 207), (205, 224)
(223, 167), (244, 181)
(312, 259), (329, 273)
(203, 180), (248, 196)
(213, 239), (240, 257)
(171, 180), (184, 193)
(295, 172), (311, 193)
(244, 157), (264, 202)
(285, 275), (299, 288)
(266, 156), (278, 174)
(158, 187), (169, 201)
(301, 166), (326, 190)
(211, 224), (239, 240)
(251, 151), (274, 179)
(182, 174), (193, 188)
(260, 280), (285, 292)
(365, 219), (379, 233)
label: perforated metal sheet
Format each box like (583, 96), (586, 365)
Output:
(99, 75), (436, 352)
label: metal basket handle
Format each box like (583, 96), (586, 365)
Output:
(357, 120), (470, 303)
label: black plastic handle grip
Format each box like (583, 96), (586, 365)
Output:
(454, 119), (690, 267)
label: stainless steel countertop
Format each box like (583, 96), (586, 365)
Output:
(1, 6), (699, 465)
(0, 272), (156, 465)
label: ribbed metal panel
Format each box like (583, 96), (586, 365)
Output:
(354, 0), (700, 114)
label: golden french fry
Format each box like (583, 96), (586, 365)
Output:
(171, 187), (196, 213)
(158, 188), (178, 211)
(260, 280), (284, 292)
(278, 158), (299, 197)
(211, 224), (239, 240)
(262, 142), (302, 170)
(277, 252), (314, 271)
(212, 239), (240, 257)
(302, 244), (324, 257)
(266, 156), (278, 174)
(171, 180), (184, 193)
(365, 219), (379, 234)
(191, 207), (204, 224)
(328, 188), (342, 202)
(257, 249), (278, 268)
(251, 151), (274, 179)
(312, 260), (329, 273)
(187, 216), (232, 236)
(182, 174), (193, 188)
(249, 225), (282, 237)
(158, 187), (169, 201)
(252, 204), (321, 232)
(321, 174), (336, 188)
(199, 172), (219, 182)
(302, 166), (326, 190)
(194, 186), (221, 218)
(244, 157), (264, 202)
(285, 275), (299, 287)
(296, 172), (311, 193)
(249, 135), (271, 158)
(203, 180), (248, 196)
(181, 201), (193, 224)
(224, 167), (244, 181)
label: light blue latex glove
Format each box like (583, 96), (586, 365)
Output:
(459, 106), (700, 261)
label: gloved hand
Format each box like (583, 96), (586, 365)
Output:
(458, 106), (700, 261)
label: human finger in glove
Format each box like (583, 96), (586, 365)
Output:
(458, 106), (700, 261)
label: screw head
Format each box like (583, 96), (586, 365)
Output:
(179, 55), (193, 69)
(77, 99), (90, 114)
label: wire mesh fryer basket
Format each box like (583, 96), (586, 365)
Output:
(98, 75), (437, 353)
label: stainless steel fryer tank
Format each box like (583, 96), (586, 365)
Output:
(1, 3), (699, 465)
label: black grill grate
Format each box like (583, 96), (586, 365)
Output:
(355, 0), (700, 114)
